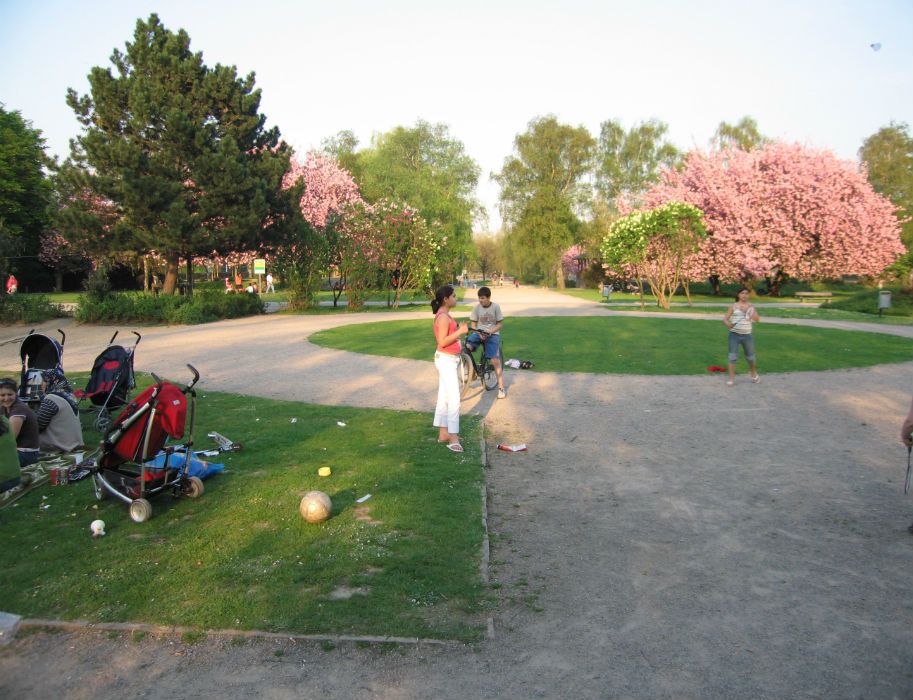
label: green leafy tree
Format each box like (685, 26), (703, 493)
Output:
(321, 130), (363, 184)
(509, 189), (580, 286)
(62, 14), (294, 295)
(601, 201), (707, 309)
(495, 116), (595, 286)
(0, 106), (53, 286)
(860, 122), (913, 250)
(595, 118), (680, 208)
(355, 121), (480, 283)
(471, 233), (504, 282)
(711, 116), (769, 152)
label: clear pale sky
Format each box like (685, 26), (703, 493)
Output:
(1, 0), (911, 231)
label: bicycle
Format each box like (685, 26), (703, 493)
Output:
(458, 327), (504, 397)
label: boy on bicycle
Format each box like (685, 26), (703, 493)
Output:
(466, 286), (506, 399)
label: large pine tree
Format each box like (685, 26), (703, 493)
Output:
(62, 14), (294, 294)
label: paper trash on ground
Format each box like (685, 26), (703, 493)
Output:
(356, 494), (372, 503)
(497, 443), (528, 452)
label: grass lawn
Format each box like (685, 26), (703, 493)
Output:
(310, 317), (912, 374)
(0, 377), (487, 641)
(600, 304), (913, 326)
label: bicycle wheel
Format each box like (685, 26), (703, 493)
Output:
(458, 352), (474, 397)
(482, 351), (500, 391)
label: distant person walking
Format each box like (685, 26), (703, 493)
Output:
(265, 272), (275, 293)
(431, 285), (468, 453)
(724, 287), (760, 386)
(5, 274), (18, 294)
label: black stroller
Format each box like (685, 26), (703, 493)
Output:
(88, 365), (201, 523)
(75, 331), (141, 432)
(18, 329), (66, 406)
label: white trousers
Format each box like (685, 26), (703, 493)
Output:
(433, 351), (461, 435)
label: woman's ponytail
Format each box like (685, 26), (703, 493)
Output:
(431, 285), (454, 314)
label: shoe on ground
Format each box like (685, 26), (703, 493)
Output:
(752, 374), (761, 384)
(497, 388), (506, 399)
(726, 381), (734, 387)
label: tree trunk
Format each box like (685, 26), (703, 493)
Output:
(54, 270), (63, 293)
(143, 256), (151, 292)
(765, 269), (786, 297)
(186, 257), (194, 298)
(708, 275), (721, 296)
(556, 264), (565, 289)
(163, 254), (180, 295)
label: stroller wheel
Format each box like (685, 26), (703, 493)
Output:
(129, 498), (152, 523)
(93, 474), (108, 501)
(94, 412), (111, 433)
(185, 476), (204, 499)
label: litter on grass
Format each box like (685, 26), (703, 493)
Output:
(356, 494), (372, 503)
(337, 421), (347, 427)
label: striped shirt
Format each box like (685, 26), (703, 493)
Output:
(730, 305), (755, 335)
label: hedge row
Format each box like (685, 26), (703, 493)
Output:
(0, 295), (65, 323)
(74, 291), (264, 324)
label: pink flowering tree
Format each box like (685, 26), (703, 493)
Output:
(640, 142), (906, 294)
(272, 152), (363, 308)
(561, 244), (585, 283)
(38, 231), (93, 292)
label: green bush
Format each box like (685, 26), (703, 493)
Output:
(827, 288), (913, 317)
(0, 294), (66, 323)
(75, 291), (263, 324)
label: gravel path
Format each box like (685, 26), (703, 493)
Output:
(1, 286), (911, 699)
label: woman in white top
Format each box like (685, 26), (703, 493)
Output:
(723, 287), (760, 386)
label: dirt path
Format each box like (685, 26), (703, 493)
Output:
(1, 287), (912, 699)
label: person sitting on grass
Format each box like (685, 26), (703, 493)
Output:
(36, 369), (83, 453)
(0, 377), (40, 467)
(466, 286), (507, 399)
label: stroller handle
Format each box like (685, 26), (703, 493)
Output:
(109, 331), (118, 344)
(150, 366), (199, 391)
(133, 331), (142, 345)
(185, 364), (200, 390)
(57, 329), (66, 347)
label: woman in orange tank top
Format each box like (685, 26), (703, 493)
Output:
(431, 285), (468, 452)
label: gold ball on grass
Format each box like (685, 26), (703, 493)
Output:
(300, 491), (332, 523)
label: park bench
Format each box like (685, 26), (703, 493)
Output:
(795, 291), (833, 303)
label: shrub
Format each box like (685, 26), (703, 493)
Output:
(0, 294), (66, 323)
(75, 291), (263, 324)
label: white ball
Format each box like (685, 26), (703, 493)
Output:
(90, 519), (106, 537)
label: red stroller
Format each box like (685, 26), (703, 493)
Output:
(88, 365), (201, 523)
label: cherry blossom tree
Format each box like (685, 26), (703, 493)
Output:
(640, 142), (906, 294)
(273, 152), (363, 308)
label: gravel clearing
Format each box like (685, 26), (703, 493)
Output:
(1, 286), (911, 699)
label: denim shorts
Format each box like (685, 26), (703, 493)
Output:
(728, 332), (756, 362)
(466, 332), (501, 358)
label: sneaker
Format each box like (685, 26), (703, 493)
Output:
(497, 388), (506, 399)
(751, 374), (761, 384)
(726, 381), (734, 387)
